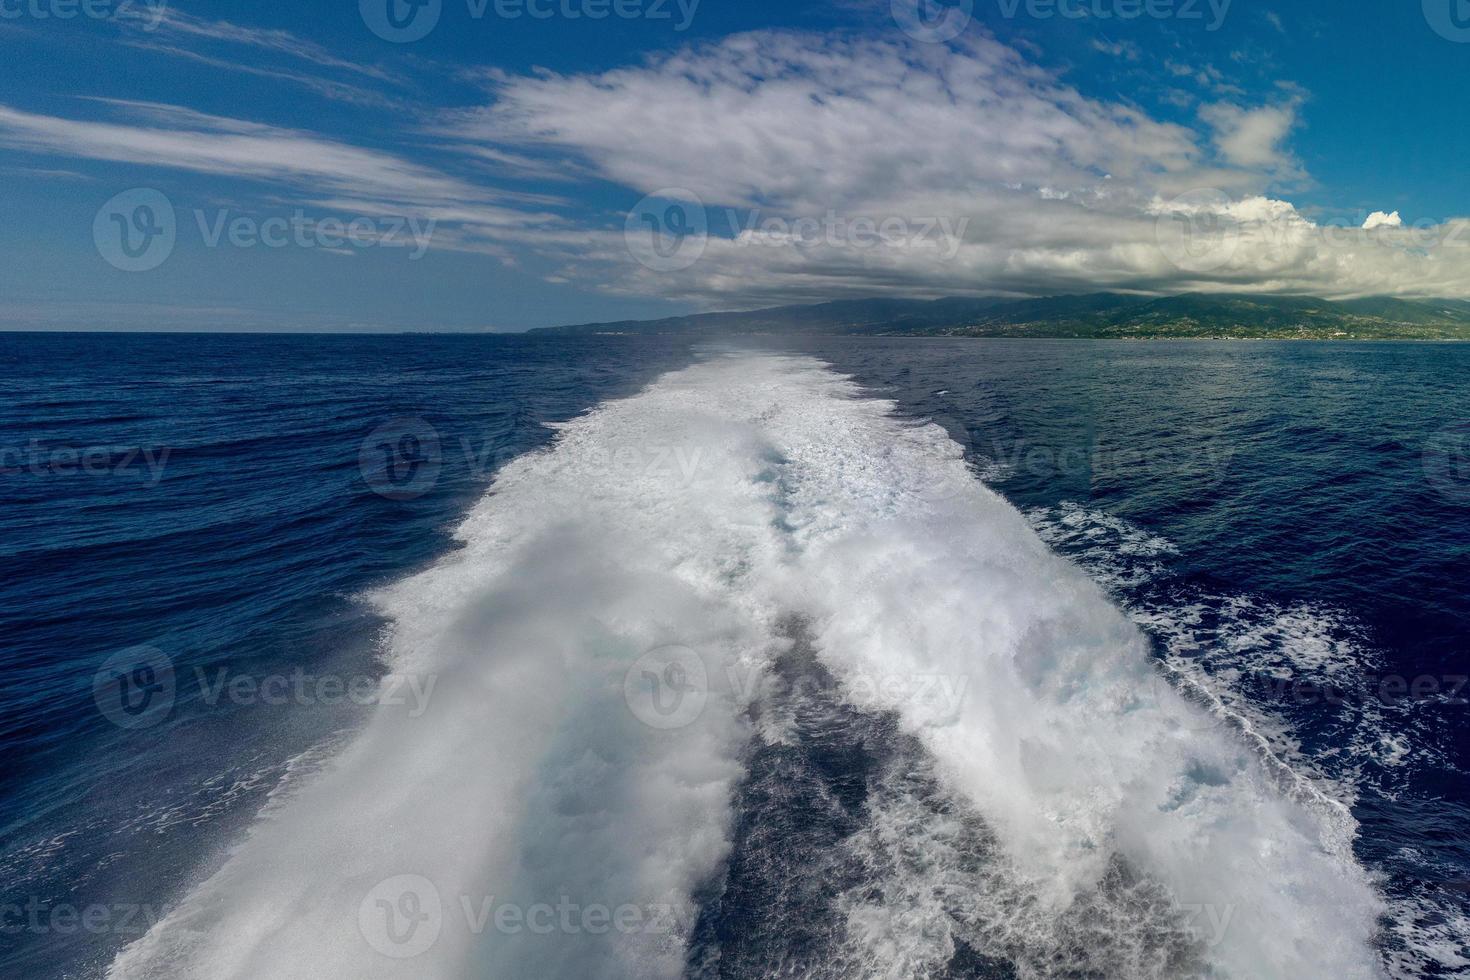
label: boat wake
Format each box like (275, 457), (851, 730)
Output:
(107, 352), (1385, 979)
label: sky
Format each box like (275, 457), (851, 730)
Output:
(1, 0), (1469, 331)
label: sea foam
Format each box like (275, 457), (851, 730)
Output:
(108, 352), (1385, 979)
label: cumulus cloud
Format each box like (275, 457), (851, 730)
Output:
(1362, 210), (1402, 230)
(447, 31), (1470, 305)
(1199, 100), (1300, 170)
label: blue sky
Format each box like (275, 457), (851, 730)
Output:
(1, 0), (1468, 331)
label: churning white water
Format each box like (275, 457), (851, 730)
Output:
(108, 352), (1384, 980)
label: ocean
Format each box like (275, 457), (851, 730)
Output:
(1, 334), (1466, 978)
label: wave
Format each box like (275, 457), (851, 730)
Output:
(107, 352), (1385, 979)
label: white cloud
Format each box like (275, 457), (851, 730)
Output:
(137, 9), (392, 81)
(1090, 39), (1140, 60)
(445, 30), (1470, 305)
(0, 100), (561, 260)
(1199, 100), (1300, 170)
(7, 28), (1470, 307)
(117, 10), (400, 106)
(0, 101), (470, 203)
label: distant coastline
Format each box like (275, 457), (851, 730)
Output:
(534, 293), (1470, 340)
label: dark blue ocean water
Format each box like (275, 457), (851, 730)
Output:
(0, 333), (697, 978)
(1, 334), (1467, 977)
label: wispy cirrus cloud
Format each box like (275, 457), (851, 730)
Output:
(0, 101), (463, 201)
(0, 99), (563, 259)
(1200, 99), (1301, 171)
(134, 8), (392, 80)
(119, 41), (404, 109)
(116, 9), (402, 106)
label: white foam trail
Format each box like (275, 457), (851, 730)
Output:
(109, 352), (1385, 979)
(108, 356), (791, 980)
(750, 358), (1383, 977)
